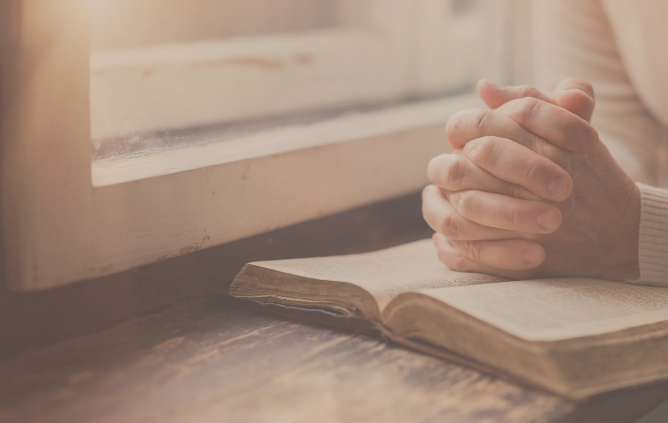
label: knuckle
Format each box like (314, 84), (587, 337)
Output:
(472, 109), (495, 135)
(504, 203), (521, 228)
(428, 155), (464, 189)
(541, 143), (569, 168)
(463, 241), (482, 262)
(453, 191), (475, 217)
(465, 136), (497, 165)
(439, 211), (458, 238)
(445, 156), (465, 189)
(529, 138), (563, 164)
(446, 109), (499, 145)
(520, 158), (539, 184)
(437, 242), (470, 271)
(450, 255), (469, 272)
(533, 141), (553, 158)
(511, 97), (541, 124)
(506, 183), (523, 199)
(519, 85), (541, 99)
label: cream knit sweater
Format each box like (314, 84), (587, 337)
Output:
(534, 0), (668, 285)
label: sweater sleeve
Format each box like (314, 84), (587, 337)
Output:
(631, 183), (668, 286)
(533, 0), (667, 185)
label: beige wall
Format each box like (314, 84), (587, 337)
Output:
(89, 0), (365, 52)
(509, 0), (534, 85)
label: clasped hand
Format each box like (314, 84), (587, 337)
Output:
(423, 79), (641, 280)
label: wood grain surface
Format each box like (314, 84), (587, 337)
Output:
(2, 298), (667, 423)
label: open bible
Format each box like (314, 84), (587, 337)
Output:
(229, 240), (668, 399)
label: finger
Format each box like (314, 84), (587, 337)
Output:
(422, 185), (529, 241)
(432, 233), (538, 277)
(478, 78), (595, 122)
(449, 237), (545, 271)
(462, 136), (573, 202)
(427, 153), (540, 201)
(496, 97), (599, 154)
(477, 79), (554, 110)
(552, 78), (595, 123)
(444, 189), (562, 234)
(445, 109), (569, 166)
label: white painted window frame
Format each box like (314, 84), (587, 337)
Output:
(1, 0), (511, 291)
(90, 0), (498, 143)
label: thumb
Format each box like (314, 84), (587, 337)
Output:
(477, 79), (553, 109)
(551, 78), (595, 122)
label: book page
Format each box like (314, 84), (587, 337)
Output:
(420, 279), (668, 341)
(251, 239), (506, 311)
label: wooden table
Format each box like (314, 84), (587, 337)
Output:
(1, 298), (667, 423)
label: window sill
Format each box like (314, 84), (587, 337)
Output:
(92, 93), (480, 186)
(6, 92), (481, 291)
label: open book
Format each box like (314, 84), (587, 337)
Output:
(229, 240), (668, 399)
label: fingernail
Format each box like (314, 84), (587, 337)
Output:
(485, 79), (501, 88)
(548, 176), (566, 198)
(537, 210), (556, 231)
(579, 129), (597, 151)
(524, 248), (540, 265)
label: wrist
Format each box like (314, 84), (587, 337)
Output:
(603, 181), (641, 281)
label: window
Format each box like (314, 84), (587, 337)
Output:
(1, 0), (515, 290)
(90, 0), (492, 159)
